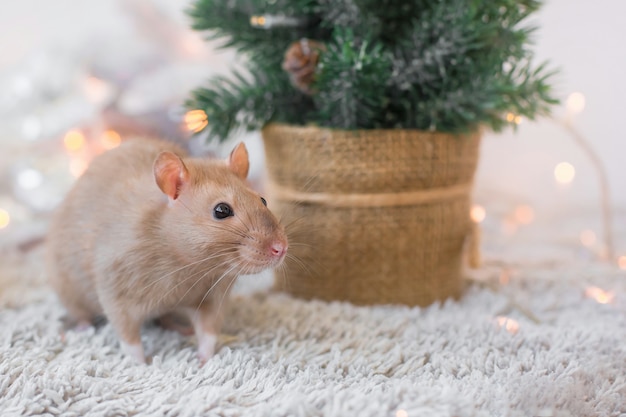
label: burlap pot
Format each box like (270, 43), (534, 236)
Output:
(262, 123), (481, 306)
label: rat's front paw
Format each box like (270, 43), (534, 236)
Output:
(197, 332), (217, 365)
(121, 341), (146, 364)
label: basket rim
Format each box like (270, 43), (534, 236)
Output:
(262, 122), (482, 139)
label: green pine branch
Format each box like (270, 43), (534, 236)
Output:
(187, 68), (315, 140)
(313, 29), (392, 129)
(187, 0), (560, 142)
(187, 0), (323, 58)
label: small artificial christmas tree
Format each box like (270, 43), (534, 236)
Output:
(187, 0), (558, 141)
(186, 0), (559, 307)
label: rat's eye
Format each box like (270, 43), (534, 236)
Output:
(213, 203), (234, 219)
(260, 197), (267, 207)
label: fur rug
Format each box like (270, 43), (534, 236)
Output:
(0, 227), (625, 417)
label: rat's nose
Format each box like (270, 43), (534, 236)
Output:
(269, 241), (288, 259)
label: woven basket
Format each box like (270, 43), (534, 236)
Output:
(262, 123), (481, 306)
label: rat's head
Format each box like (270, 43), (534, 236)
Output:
(153, 143), (288, 274)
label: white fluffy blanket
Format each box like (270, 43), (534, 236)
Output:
(1, 223), (625, 417)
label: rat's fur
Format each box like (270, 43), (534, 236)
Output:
(47, 139), (287, 364)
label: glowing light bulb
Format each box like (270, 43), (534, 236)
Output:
(101, 130), (121, 150)
(396, 410), (408, 417)
(0, 209), (10, 229)
(579, 230), (596, 247)
(496, 316), (520, 334)
(514, 205), (534, 224)
(566, 92), (586, 114)
(618, 256), (626, 270)
(554, 162), (575, 185)
(184, 110), (208, 133)
(64, 130), (86, 152)
(585, 287), (614, 304)
(505, 113), (522, 124)
(470, 204), (486, 223)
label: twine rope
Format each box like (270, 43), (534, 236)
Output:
(266, 180), (474, 208)
(267, 178), (482, 269)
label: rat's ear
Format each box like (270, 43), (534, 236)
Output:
(153, 151), (190, 200)
(227, 142), (249, 179)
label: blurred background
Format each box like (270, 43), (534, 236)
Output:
(0, 0), (624, 268)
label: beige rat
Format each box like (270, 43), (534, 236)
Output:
(47, 138), (288, 364)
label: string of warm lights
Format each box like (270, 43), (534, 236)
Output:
(469, 261), (617, 340)
(56, 107), (207, 180)
(471, 91), (623, 270)
(466, 90), (623, 339)
(0, 70), (207, 235)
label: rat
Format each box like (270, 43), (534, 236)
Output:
(46, 138), (288, 364)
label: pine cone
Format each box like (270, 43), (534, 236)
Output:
(282, 39), (325, 95)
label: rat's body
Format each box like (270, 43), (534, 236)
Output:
(47, 138), (287, 363)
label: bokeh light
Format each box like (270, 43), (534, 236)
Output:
(566, 92), (586, 114)
(470, 204), (486, 223)
(579, 230), (596, 247)
(514, 205), (535, 224)
(585, 287), (614, 304)
(101, 130), (122, 150)
(64, 130), (86, 152)
(554, 162), (576, 185)
(496, 316), (520, 334)
(0, 209), (10, 229)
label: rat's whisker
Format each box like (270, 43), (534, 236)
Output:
(194, 259), (243, 314)
(234, 206), (257, 237)
(205, 223), (253, 241)
(283, 217), (305, 231)
(153, 273), (200, 308)
(204, 224), (247, 240)
(152, 259), (230, 308)
(274, 262), (290, 292)
(286, 242), (316, 249)
(172, 259), (235, 308)
(215, 263), (245, 320)
(285, 253), (315, 276)
(140, 249), (234, 294)
(172, 253), (240, 308)
(270, 174), (320, 222)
